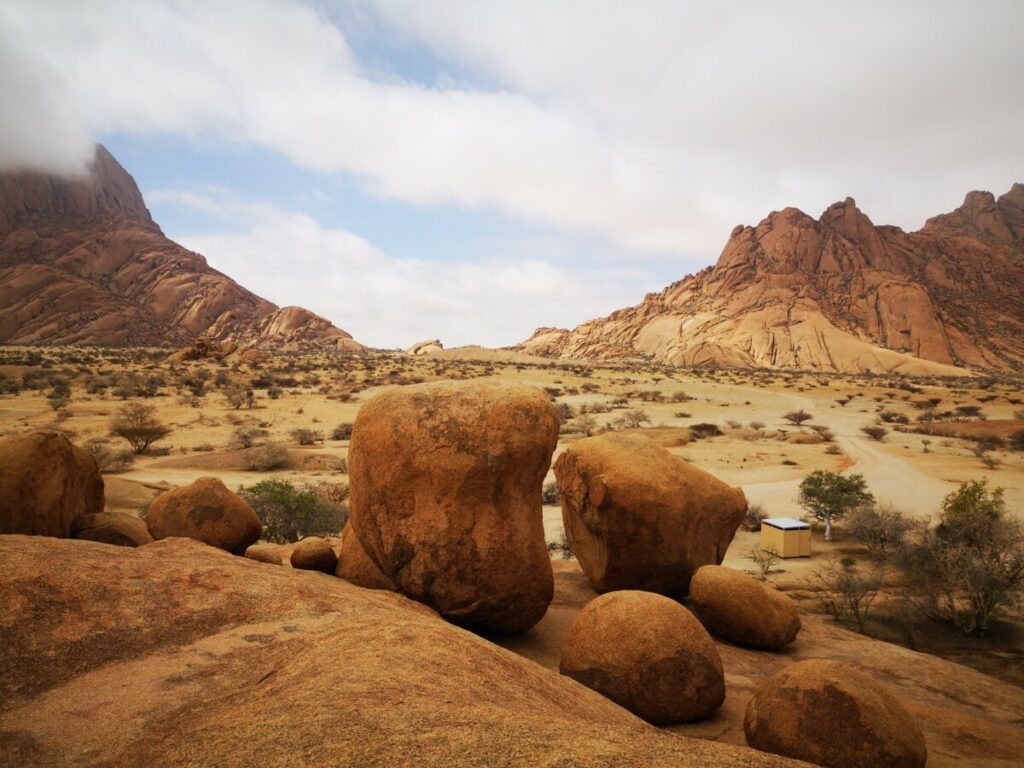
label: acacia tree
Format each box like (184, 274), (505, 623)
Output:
(783, 409), (813, 427)
(798, 471), (874, 541)
(110, 401), (172, 454)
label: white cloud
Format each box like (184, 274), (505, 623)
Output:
(5, 0), (1019, 264)
(158, 188), (659, 348)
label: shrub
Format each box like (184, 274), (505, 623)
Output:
(783, 409), (813, 426)
(232, 426), (268, 449)
(748, 420), (765, 431)
(555, 402), (576, 422)
(331, 422), (354, 440)
(224, 385), (247, 409)
(741, 502), (766, 532)
(1010, 429), (1024, 452)
(110, 401), (172, 454)
(748, 545), (780, 581)
(239, 479), (347, 543)
(542, 480), (560, 505)
(291, 428), (324, 445)
(47, 383), (71, 411)
(847, 503), (913, 559)
(613, 409), (650, 429)
(81, 439), (135, 472)
(689, 423), (722, 439)
(861, 425), (888, 441)
(897, 480), (1024, 636)
(244, 442), (293, 471)
(811, 557), (884, 633)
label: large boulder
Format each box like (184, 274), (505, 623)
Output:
(335, 523), (396, 591)
(245, 542), (284, 565)
(290, 537), (338, 573)
(744, 659), (928, 768)
(0, 431), (104, 537)
(71, 512), (153, 547)
(348, 380), (559, 632)
(560, 591), (725, 724)
(145, 477), (261, 554)
(0, 535), (803, 768)
(553, 433), (747, 595)
(689, 565), (801, 649)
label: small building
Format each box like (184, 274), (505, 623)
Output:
(760, 517), (811, 558)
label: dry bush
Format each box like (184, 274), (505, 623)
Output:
(81, 438), (135, 472)
(110, 401), (172, 454)
(244, 443), (293, 471)
(748, 545), (780, 581)
(291, 428), (324, 445)
(811, 556), (884, 633)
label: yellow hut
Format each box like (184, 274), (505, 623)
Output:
(760, 517), (811, 558)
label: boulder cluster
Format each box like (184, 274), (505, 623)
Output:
(0, 381), (929, 767)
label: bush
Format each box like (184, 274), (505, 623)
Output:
(861, 425), (888, 441)
(331, 422), (354, 440)
(239, 479), (347, 543)
(897, 480), (1024, 636)
(1011, 429), (1024, 452)
(847, 503), (913, 559)
(783, 409), (813, 426)
(811, 557), (884, 633)
(291, 428), (324, 445)
(542, 480), (560, 505)
(613, 409), (650, 429)
(741, 502), (765, 532)
(748, 545), (780, 581)
(232, 426), (268, 449)
(81, 439), (135, 473)
(110, 401), (172, 454)
(689, 423), (722, 439)
(244, 443), (293, 471)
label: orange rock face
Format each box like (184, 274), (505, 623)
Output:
(146, 477), (262, 555)
(0, 431), (104, 538)
(0, 145), (362, 350)
(517, 186), (1024, 372)
(554, 433), (747, 595)
(688, 565), (800, 650)
(348, 380), (559, 632)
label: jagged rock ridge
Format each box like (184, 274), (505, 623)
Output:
(0, 145), (362, 350)
(517, 187), (1024, 373)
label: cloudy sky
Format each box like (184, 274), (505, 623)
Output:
(2, 1), (1022, 348)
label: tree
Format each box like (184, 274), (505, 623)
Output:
(812, 556), (884, 633)
(239, 479), (347, 543)
(798, 470), (874, 541)
(783, 409), (813, 426)
(847, 503), (913, 559)
(110, 401), (172, 454)
(861, 425), (888, 442)
(224, 384), (247, 409)
(898, 480), (1024, 636)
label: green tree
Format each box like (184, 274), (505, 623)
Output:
(239, 479), (347, 543)
(798, 471), (874, 541)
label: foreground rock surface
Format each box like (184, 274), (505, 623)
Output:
(0, 431), (104, 538)
(560, 591), (725, 724)
(335, 524), (396, 591)
(744, 659), (927, 768)
(348, 380), (559, 632)
(554, 433), (747, 594)
(0, 535), (801, 767)
(689, 565), (801, 649)
(492, 561), (1024, 768)
(145, 477), (261, 554)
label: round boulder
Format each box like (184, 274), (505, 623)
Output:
(0, 431), (104, 537)
(689, 565), (801, 649)
(335, 524), (395, 591)
(560, 590), (725, 724)
(744, 659), (927, 768)
(553, 433), (747, 595)
(348, 380), (559, 632)
(245, 543), (284, 565)
(146, 477), (261, 555)
(290, 537), (338, 573)
(71, 512), (153, 547)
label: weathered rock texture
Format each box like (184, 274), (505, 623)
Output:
(554, 433), (747, 595)
(335, 523), (396, 591)
(560, 591), (725, 724)
(244, 543), (284, 565)
(689, 565), (801, 649)
(0, 535), (803, 768)
(744, 659), (928, 768)
(0, 145), (362, 350)
(405, 338), (443, 355)
(492, 560), (1024, 768)
(516, 186), (1024, 372)
(0, 431), (104, 537)
(145, 477), (262, 555)
(290, 537), (338, 573)
(71, 511), (153, 547)
(348, 380), (559, 632)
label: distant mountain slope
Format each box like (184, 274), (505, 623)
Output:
(0, 145), (362, 351)
(517, 187), (1024, 373)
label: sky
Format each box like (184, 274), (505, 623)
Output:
(1, 1), (1022, 348)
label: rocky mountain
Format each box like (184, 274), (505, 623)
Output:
(0, 145), (363, 351)
(518, 186), (1024, 373)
